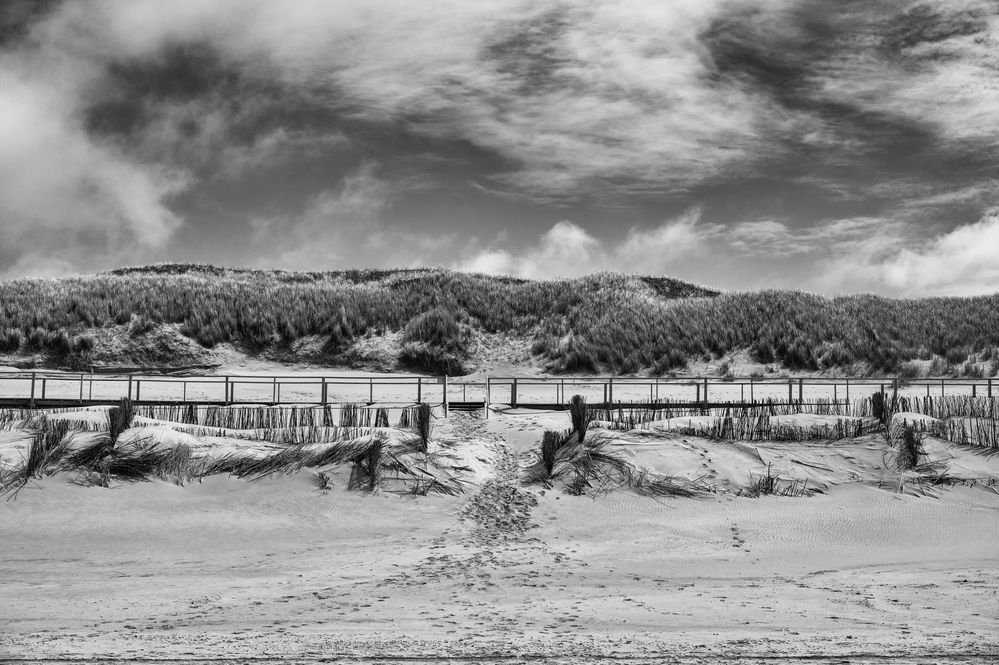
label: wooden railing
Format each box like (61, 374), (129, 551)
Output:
(0, 371), (995, 416)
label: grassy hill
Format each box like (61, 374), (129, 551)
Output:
(1, 264), (997, 377)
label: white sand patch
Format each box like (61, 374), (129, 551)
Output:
(116, 426), (204, 450)
(893, 411), (939, 426)
(642, 415), (717, 431)
(0, 430), (32, 468)
(770, 413), (860, 427)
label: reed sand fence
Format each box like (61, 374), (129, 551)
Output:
(0, 405), (108, 423)
(0, 412), (107, 432)
(913, 417), (999, 449)
(664, 415), (871, 442)
(0, 403), (425, 435)
(868, 395), (999, 420)
(129, 421), (379, 445)
(594, 398), (855, 430)
(133, 403), (422, 430)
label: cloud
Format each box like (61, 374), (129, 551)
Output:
(723, 217), (895, 257)
(29, 0), (802, 205)
(817, 211), (999, 296)
(0, 59), (185, 277)
(459, 208), (709, 278)
(250, 163), (453, 270)
(811, 1), (999, 150)
(3, 0), (999, 292)
(215, 129), (350, 180)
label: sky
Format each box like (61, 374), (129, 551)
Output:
(0, 0), (998, 295)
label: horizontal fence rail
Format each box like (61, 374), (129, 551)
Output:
(0, 371), (995, 418)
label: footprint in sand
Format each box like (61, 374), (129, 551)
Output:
(730, 523), (747, 550)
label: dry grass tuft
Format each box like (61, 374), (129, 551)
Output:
(740, 463), (809, 497)
(526, 431), (699, 498)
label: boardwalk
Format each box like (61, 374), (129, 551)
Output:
(0, 370), (995, 411)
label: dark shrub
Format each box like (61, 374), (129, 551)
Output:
(401, 307), (470, 353)
(399, 343), (466, 375)
(751, 341), (775, 364)
(945, 347), (969, 364)
(44, 330), (73, 356)
(0, 328), (23, 353)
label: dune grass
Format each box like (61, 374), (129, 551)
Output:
(2, 264), (998, 375)
(739, 463), (809, 498)
(526, 429), (699, 497)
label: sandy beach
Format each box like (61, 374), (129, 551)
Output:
(2, 409), (997, 663)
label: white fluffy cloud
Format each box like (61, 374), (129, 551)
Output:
(818, 212), (999, 296)
(459, 209), (709, 278)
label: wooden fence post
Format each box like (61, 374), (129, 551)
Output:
(128, 375), (133, 401)
(798, 378), (803, 403)
(485, 378), (490, 419)
(369, 378), (374, 405)
(703, 378), (708, 404)
(135, 379), (141, 402)
(608, 378), (614, 405)
(442, 375), (448, 417)
(512, 378), (518, 408)
(788, 380), (793, 404)
(41, 378), (47, 401)
(321, 378), (328, 405)
(989, 379), (993, 398)
(29, 372), (35, 409)
(272, 377), (277, 404)
(417, 377), (423, 403)
(79, 373), (84, 404)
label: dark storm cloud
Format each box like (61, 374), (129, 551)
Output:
(0, 0), (59, 46)
(700, 2), (996, 192)
(882, 4), (989, 54)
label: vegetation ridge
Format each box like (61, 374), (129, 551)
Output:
(0, 264), (997, 377)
